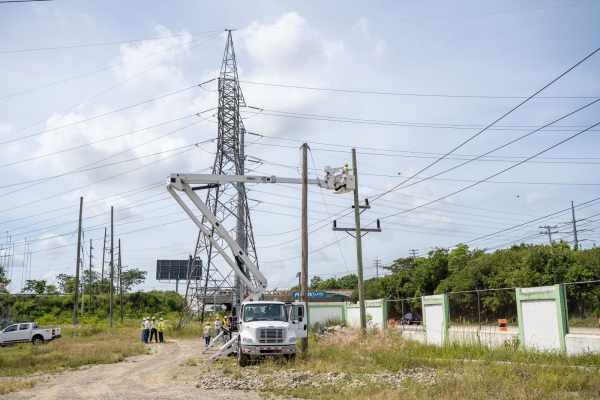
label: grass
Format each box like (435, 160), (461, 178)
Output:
(245, 329), (600, 399)
(0, 317), (203, 395)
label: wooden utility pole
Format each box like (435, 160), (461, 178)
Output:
(540, 225), (558, 245)
(89, 239), (93, 315)
(571, 201), (579, 250)
(110, 206), (114, 328)
(352, 149), (367, 331)
(119, 239), (123, 324)
(73, 197), (83, 326)
(300, 143), (309, 353)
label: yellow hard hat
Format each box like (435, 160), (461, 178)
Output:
(205, 322), (210, 326)
(216, 317), (220, 320)
(344, 163), (348, 167)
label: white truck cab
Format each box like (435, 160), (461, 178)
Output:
(0, 322), (61, 347)
(236, 301), (306, 365)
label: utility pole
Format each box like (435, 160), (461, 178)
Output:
(373, 257), (381, 278)
(119, 239), (123, 325)
(332, 150), (382, 331)
(110, 206), (114, 328)
(352, 149), (366, 331)
(540, 225), (558, 245)
(89, 239), (93, 315)
(73, 197), (83, 326)
(571, 201), (579, 250)
(101, 228), (106, 293)
(300, 143), (309, 353)
(409, 249), (418, 264)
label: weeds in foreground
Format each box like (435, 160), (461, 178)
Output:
(253, 329), (600, 399)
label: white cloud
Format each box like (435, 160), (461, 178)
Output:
(80, 13), (94, 27)
(352, 18), (370, 37)
(373, 39), (388, 58)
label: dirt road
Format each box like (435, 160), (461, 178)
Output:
(5, 339), (265, 400)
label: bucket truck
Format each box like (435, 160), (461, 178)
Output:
(166, 166), (354, 366)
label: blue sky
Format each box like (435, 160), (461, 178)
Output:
(0, 0), (599, 293)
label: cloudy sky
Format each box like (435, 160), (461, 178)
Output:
(1, 0), (599, 294)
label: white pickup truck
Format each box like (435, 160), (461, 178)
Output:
(0, 322), (61, 346)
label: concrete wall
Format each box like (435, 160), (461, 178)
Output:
(566, 334), (600, 356)
(521, 299), (560, 351)
(307, 303), (345, 328)
(424, 304), (444, 345)
(346, 299), (387, 330)
(448, 326), (519, 347)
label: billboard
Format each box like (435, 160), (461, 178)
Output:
(156, 257), (202, 281)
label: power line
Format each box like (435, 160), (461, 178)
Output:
(240, 81), (599, 100)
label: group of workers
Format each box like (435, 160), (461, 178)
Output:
(203, 316), (228, 346)
(138, 315), (229, 346)
(140, 316), (165, 343)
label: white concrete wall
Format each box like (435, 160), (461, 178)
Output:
(424, 304), (444, 345)
(308, 304), (344, 327)
(346, 300), (385, 330)
(448, 326), (519, 347)
(521, 299), (560, 351)
(566, 334), (600, 356)
(401, 330), (425, 343)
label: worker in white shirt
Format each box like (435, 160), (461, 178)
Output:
(143, 317), (150, 343)
(149, 316), (158, 343)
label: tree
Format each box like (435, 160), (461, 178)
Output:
(45, 284), (60, 295)
(121, 268), (147, 292)
(23, 279), (47, 295)
(0, 265), (10, 286)
(56, 273), (75, 294)
(337, 274), (358, 289)
(309, 276), (323, 290)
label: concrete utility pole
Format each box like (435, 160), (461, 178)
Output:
(409, 249), (418, 264)
(119, 239), (123, 324)
(89, 239), (93, 315)
(73, 197), (83, 326)
(101, 228), (106, 293)
(373, 257), (381, 278)
(540, 225), (558, 245)
(571, 201), (579, 250)
(331, 149), (382, 331)
(110, 206), (114, 328)
(352, 149), (367, 331)
(300, 143), (309, 353)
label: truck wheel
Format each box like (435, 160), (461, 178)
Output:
(237, 342), (249, 367)
(32, 336), (43, 346)
(284, 353), (296, 362)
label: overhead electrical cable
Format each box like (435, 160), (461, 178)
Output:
(368, 46), (600, 203)
(240, 81), (599, 100)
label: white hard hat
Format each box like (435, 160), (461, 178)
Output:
(160, 318), (164, 321)
(152, 316), (156, 320)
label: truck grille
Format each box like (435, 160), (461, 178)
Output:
(257, 328), (285, 343)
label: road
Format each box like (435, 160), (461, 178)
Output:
(5, 339), (265, 400)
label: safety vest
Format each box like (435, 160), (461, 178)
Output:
(158, 321), (165, 332)
(141, 322), (145, 330)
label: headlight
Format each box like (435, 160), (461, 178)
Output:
(242, 337), (253, 343)
(289, 337), (296, 343)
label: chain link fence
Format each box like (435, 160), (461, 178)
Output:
(564, 280), (600, 336)
(448, 288), (518, 332)
(387, 297), (423, 332)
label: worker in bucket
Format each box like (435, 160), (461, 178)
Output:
(149, 316), (158, 343)
(140, 318), (146, 342)
(158, 318), (165, 343)
(203, 321), (212, 347)
(214, 316), (222, 337)
(335, 163), (350, 191)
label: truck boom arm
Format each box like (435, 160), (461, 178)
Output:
(167, 169), (354, 302)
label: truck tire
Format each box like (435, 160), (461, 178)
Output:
(284, 353), (296, 361)
(32, 336), (44, 346)
(237, 342), (249, 367)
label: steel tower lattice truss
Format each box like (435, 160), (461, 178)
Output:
(180, 30), (259, 327)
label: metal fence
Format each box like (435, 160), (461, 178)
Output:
(387, 297), (423, 332)
(564, 280), (600, 336)
(448, 288), (518, 331)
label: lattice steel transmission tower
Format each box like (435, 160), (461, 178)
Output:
(179, 30), (259, 327)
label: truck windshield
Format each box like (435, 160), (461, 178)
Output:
(243, 304), (288, 322)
